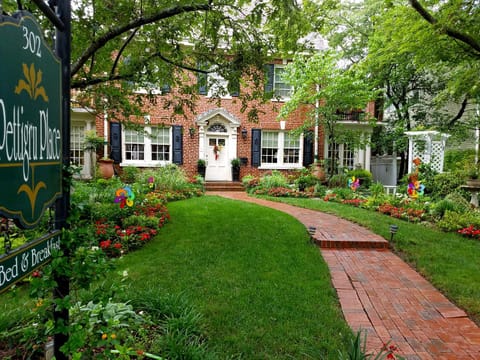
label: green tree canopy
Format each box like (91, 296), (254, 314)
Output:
(279, 51), (377, 173)
(5, 0), (323, 121)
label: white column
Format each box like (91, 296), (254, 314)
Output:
(407, 135), (414, 173)
(365, 141), (371, 172)
(103, 109), (108, 158)
(229, 125), (238, 160)
(199, 126), (206, 160)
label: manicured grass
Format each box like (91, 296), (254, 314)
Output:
(113, 196), (352, 359)
(264, 196), (480, 324)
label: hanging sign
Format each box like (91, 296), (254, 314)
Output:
(0, 230), (61, 294)
(0, 12), (62, 228)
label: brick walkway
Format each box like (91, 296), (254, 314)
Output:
(213, 192), (480, 359)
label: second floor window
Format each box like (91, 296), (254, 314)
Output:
(264, 64), (293, 100)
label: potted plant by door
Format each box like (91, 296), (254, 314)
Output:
(231, 158), (241, 181)
(197, 159), (206, 178)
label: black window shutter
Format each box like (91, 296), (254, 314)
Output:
(264, 64), (274, 96)
(161, 84), (171, 94)
(228, 77), (240, 97)
(109, 122), (122, 163)
(197, 62), (208, 95)
(251, 129), (261, 167)
(172, 125), (183, 165)
(303, 131), (314, 167)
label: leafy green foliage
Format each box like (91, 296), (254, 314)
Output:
(259, 170), (289, 189)
(13, 0), (324, 122)
(436, 210), (480, 232)
(430, 172), (468, 199)
(346, 169), (373, 189)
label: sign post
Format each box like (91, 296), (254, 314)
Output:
(0, 2), (71, 359)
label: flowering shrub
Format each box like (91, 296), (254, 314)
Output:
(324, 193), (337, 202)
(377, 203), (425, 222)
(116, 225), (158, 251)
(253, 186), (312, 198)
(341, 198), (367, 207)
(458, 225), (480, 239)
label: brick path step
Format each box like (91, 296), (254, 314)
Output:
(205, 181), (244, 192)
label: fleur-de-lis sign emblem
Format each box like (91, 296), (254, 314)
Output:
(18, 181), (47, 217)
(14, 63), (49, 102)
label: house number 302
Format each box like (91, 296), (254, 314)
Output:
(22, 26), (42, 58)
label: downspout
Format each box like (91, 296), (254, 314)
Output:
(314, 84), (319, 160)
(103, 105), (108, 158)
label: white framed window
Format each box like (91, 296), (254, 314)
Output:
(273, 66), (292, 99)
(327, 141), (355, 172)
(260, 131), (302, 169)
(122, 126), (171, 166)
(70, 124), (85, 166)
(205, 71), (239, 98)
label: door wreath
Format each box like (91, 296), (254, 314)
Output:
(213, 145), (222, 160)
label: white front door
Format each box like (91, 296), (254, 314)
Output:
(206, 136), (230, 181)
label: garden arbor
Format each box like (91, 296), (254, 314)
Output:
(405, 130), (450, 173)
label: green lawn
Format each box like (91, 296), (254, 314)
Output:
(113, 195), (352, 359)
(264, 196), (480, 325)
(3, 193), (479, 357)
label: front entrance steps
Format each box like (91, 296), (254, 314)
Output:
(205, 181), (244, 192)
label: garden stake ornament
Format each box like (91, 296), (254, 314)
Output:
(348, 176), (360, 191)
(115, 186), (135, 208)
(407, 158), (425, 198)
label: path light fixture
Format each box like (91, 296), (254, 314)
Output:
(389, 225), (399, 242)
(241, 128), (248, 140)
(308, 226), (316, 236)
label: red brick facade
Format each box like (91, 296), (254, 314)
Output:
(92, 65), (374, 181)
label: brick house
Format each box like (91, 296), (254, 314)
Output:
(70, 60), (376, 181)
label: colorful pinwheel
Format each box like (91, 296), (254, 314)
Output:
(408, 181), (425, 198)
(148, 176), (155, 189)
(114, 186), (135, 208)
(348, 176), (360, 191)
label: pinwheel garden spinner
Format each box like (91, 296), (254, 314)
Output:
(115, 186), (135, 208)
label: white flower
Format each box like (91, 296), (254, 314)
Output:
(122, 270), (129, 277)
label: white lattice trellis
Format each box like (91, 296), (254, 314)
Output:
(405, 131), (450, 173)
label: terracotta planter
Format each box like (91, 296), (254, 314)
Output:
(98, 158), (114, 179)
(312, 162), (326, 182)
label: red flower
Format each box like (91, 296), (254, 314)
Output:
(100, 240), (112, 249)
(113, 243), (122, 249)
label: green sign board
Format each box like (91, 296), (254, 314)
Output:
(0, 230), (61, 293)
(0, 12), (62, 228)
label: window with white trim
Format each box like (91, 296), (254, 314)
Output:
(123, 126), (171, 165)
(273, 66), (293, 99)
(327, 141), (355, 171)
(261, 131), (301, 167)
(70, 124), (85, 166)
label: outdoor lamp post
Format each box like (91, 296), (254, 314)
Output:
(389, 225), (399, 242)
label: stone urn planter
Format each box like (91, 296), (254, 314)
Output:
(466, 179), (480, 187)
